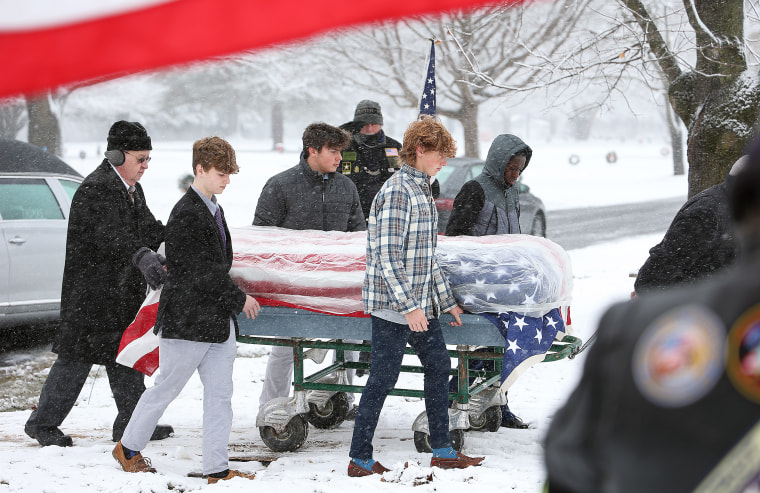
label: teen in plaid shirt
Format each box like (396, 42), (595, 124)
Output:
(348, 117), (484, 477)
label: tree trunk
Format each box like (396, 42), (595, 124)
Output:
(271, 101), (284, 151)
(26, 93), (61, 156)
(665, 102), (684, 176)
(460, 101), (479, 158)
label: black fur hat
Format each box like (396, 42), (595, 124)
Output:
(107, 121), (152, 151)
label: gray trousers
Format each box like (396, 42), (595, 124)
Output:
(258, 343), (359, 409)
(122, 324), (236, 475)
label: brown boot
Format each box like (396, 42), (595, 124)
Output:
(347, 460), (390, 477)
(207, 469), (255, 484)
(430, 452), (484, 469)
(112, 442), (157, 473)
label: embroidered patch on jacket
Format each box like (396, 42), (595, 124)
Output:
(633, 304), (725, 408)
(385, 148), (399, 156)
(726, 304), (760, 404)
(340, 162), (352, 174)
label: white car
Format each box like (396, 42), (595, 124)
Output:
(0, 138), (82, 329)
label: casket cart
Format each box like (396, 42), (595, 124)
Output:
(230, 227), (580, 453)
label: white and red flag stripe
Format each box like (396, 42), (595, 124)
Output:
(0, 0), (528, 99)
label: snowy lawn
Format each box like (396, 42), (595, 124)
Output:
(0, 138), (684, 492)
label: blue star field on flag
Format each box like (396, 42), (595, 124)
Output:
(418, 40), (436, 117)
(483, 310), (565, 384)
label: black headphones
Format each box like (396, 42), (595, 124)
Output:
(104, 149), (125, 166)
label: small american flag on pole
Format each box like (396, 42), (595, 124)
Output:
(418, 39), (437, 117)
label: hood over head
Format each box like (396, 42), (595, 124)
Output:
(482, 134), (532, 187)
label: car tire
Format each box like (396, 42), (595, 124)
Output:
(530, 212), (546, 237)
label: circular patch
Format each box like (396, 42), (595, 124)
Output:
(726, 304), (760, 404)
(633, 304), (725, 408)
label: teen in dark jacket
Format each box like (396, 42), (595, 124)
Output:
(254, 122), (365, 412)
(114, 137), (260, 484)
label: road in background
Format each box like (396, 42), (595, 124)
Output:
(546, 196), (685, 251)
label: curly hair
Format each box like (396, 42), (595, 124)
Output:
(400, 116), (457, 167)
(192, 136), (239, 175)
(302, 122), (352, 160)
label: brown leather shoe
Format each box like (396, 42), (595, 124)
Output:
(430, 452), (484, 469)
(112, 442), (157, 473)
(207, 469), (255, 484)
(347, 461), (391, 477)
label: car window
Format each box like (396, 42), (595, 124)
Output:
(435, 166), (455, 186)
(59, 178), (81, 201)
(0, 178), (64, 220)
(468, 164), (484, 180)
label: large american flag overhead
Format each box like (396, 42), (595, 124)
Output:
(0, 0), (533, 99)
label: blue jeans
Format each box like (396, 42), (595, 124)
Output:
(349, 315), (452, 459)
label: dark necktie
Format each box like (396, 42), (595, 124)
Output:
(214, 207), (227, 252)
(128, 186), (135, 204)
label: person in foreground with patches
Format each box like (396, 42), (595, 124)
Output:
(544, 135), (760, 492)
(348, 117), (484, 477)
(113, 137), (261, 484)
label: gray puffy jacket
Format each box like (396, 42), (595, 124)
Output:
(253, 157), (366, 232)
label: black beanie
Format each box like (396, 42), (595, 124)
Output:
(107, 121), (152, 151)
(353, 100), (383, 126)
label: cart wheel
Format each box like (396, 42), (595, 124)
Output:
(307, 392), (349, 429)
(468, 406), (501, 433)
(259, 414), (309, 452)
(413, 428), (465, 453)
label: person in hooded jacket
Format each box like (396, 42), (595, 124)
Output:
(444, 134), (533, 429)
(253, 122), (366, 415)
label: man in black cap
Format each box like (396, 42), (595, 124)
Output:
(24, 121), (173, 447)
(339, 100), (403, 221)
(544, 137), (760, 492)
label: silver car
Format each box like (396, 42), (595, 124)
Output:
(434, 157), (547, 236)
(0, 138), (82, 328)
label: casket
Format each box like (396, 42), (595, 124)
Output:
(229, 226), (572, 318)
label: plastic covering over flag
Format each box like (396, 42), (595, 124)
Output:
(117, 226), (573, 376)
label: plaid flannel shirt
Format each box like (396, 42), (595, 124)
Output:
(362, 163), (458, 318)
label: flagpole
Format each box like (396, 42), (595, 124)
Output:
(418, 39), (437, 120)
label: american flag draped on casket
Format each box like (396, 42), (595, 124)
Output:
(116, 226), (573, 377)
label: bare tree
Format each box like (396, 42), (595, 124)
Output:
(322, 1), (593, 157)
(0, 97), (27, 139)
(457, 0), (760, 197)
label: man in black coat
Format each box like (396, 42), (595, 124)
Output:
(339, 100), (403, 221)
(113, 137), (260, 483)
(633, 155), (747, 296)
(544, 140), (760, 492)
(25, 121), (172, 446)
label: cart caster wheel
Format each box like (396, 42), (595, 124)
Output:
(259, 414), (309, 452)
(307, 392), (349, 429)
(413, 428), (465, 453)
(468, 406), (501, 432)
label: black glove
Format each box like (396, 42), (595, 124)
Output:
(132, 247), (167, 289)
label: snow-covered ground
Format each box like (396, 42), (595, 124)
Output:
(0, 137), (686, 492)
